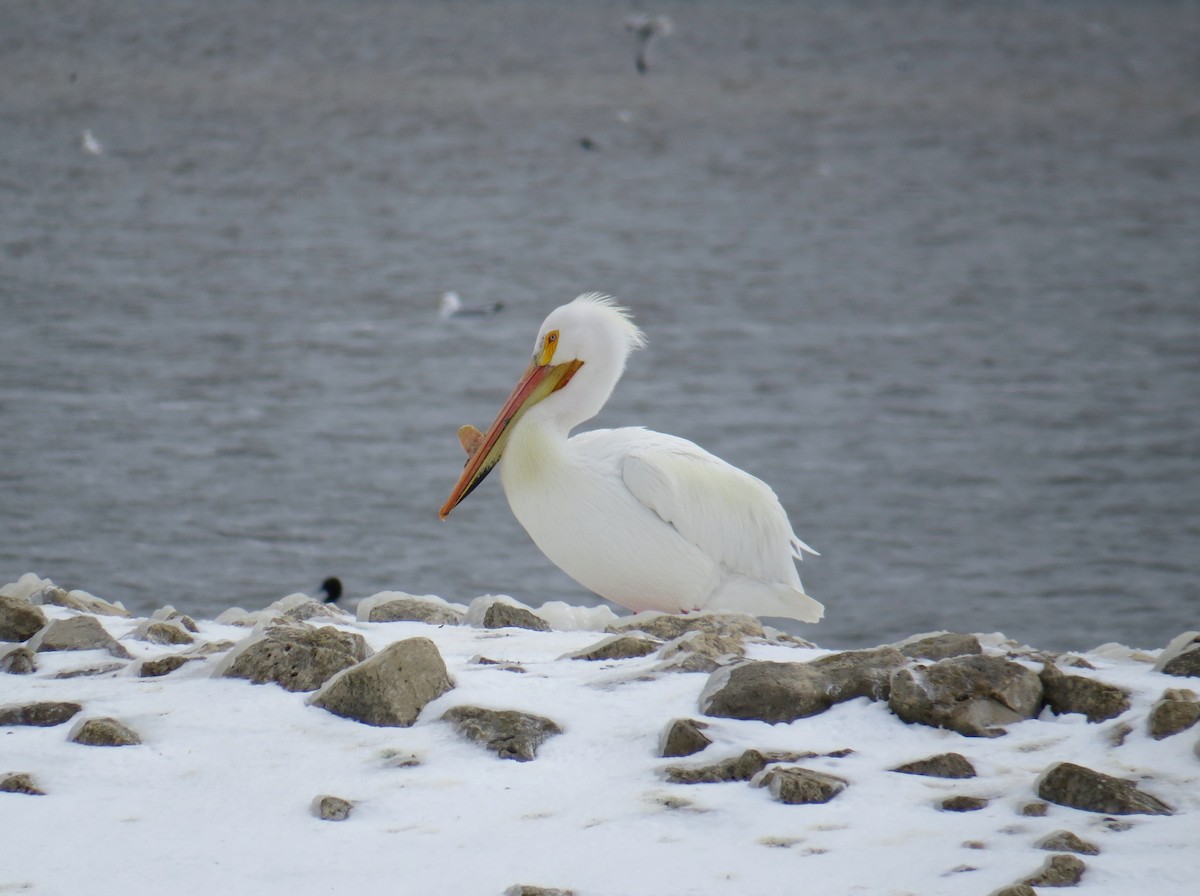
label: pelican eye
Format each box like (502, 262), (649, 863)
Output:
(539, 329), (560, 365)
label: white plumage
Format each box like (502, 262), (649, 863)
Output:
(440, 293), (822, 622)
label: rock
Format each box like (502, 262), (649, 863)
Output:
(1040, 663), (1130, 722)
(151, 606), (199, 632)
(312, 795), (353, 821)
(0, 701), (82, 726)
(895, 632), (982, 661)
(1037, 830), (1100, 855)
(139, 655), (196, 677)
(133, 620), (195, 646)
(1036, 762), (1173, 816)
(940, 795), (989, 811)
(0, 772), (45, 795)
(608, 611), (764, 642)
(565, 634), (661, 662)
(891, 752), (977, 779)
(1107, 721), (1133, 747)
(54, 662), (125, 678)
(754, 766), (848, 805)
(0, 593), (47, 642)
(1024, 853), (1087, 887)
(442, 706), (562, 761)
(888, 655), (1043, 737)
(27, 615), (132, 659)
(656, 631), (745, 673)
(482, 602), (551, 632)
(219, 625), (371, 692)
(659, 718), (712, 758)
(504, 887), (575, 896)
(269, 594), (350, 624)
(1, 644), (36, 674)
(665, 749), (781, 784)
(68, 716), (142, 746)
(701, 647), (906, 723)
(992, 886), (1037, 896)
(362, 597), (463, 626)
(1153, 631), (1200, 677)
(310, 637), (453, 727)
(1020, 801), (1050, 817)
(1148, 688), (1200, 740)
(30, 585), (130, 617)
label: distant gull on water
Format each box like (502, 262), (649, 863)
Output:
(81, 129), (103, 155)
(439, 291), (505, 320)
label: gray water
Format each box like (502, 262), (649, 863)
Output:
(3, 0), (1198, 651)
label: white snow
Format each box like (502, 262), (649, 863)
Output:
(1, 579), (1198, 895)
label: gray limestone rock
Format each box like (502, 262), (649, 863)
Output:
(68, 716), (142, 746)
(312, 794), (353, 821)
(608, 611), (764, 642)
(310, 637), (454, 727)
(895, 632), (982, 661)
(940, 795), (989, 812)
(220, 625), (371, 692)
(442, 706), (562, 761)
(504, 887), (576, 896)
(0, 701), (82, 727)
(1040, 663), (1130, 723)
(28, 615), (133, 659)
(701, 647), (906, 723)
(566, 634), (661, 662)
(276, 597), (349, 624)
(0, 594), (47, 642)
(1036, 762), (1173, 816)
(1153, 631), (1200, 678)
(31, 586), (130, 617)
(663, 749), (816, 784)
(754, 766), (848, 805)
(54, 662), (125, 678)
(139, 655), (197, 677)
(1037, 830), (1100, 856)
(482, 603), (551, 632)
(366, 598), (464, 626)
(888, 655), (1043, 737)
(659, 718), (712, 758)
(1148, 688), (1200, 740)
(890, 752), (977, 779)
(656, 631), (745, 673)
(1024, 853), (1086, 887)
(133, 620), (195, 646)
(1, 644), (36, 674)
(0, 772), (45, 795)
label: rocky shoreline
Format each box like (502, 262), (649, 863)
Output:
(2, 573), (1197, 895)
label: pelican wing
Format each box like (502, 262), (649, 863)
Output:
(621, 437), (815, 587)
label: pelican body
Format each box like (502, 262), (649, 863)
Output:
(440, 294), (822, 622)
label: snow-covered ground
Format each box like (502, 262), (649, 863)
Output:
(2, 578), (1197, 896)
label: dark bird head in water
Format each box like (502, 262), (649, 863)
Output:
(320, 577), (343, 603)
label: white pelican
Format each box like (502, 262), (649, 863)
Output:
(439, 293), (823, 622)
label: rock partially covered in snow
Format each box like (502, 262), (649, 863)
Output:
(1036, 830), (1100, 856)
(658, 718), (712, 758)
(1036, 761), (1173, 816)
(754, 766), (848, 805)
(894, 631), (983, 661)
(441, 706), (562, 761)
(888, 655), (1043, 737)
(890, 752), (977, 779)
(1039, 662), (1130, 723)
(608, 611), (764, 642)
(68, 716), (142, 746)
(4, 574), (130, 618)
(1023, 853), (1087, 887)
(563, 633), (661, 662)
(357, 592), (465, 626)
(656, 631), (746, 673)
(0, 593), (47, 642)
(700, 647), (906, 723)
(664, 749), (799, 784)
(1154, 631), (1200, 678)
(218, 625), (371, 692)
(1, 644), (36, 674)
(0, 772), (45, 795)
(28, 616), (132, 660)
(310, 637), (453, 727)
(0, 701), (82, 727)
(132, 619), (195, 646)
(311, 795), (353, 821)
(1147, 688), (1200, 740)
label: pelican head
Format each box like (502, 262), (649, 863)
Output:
(439, 293), (645, 519)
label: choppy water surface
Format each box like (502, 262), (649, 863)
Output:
(3, 1), (1197, 650)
